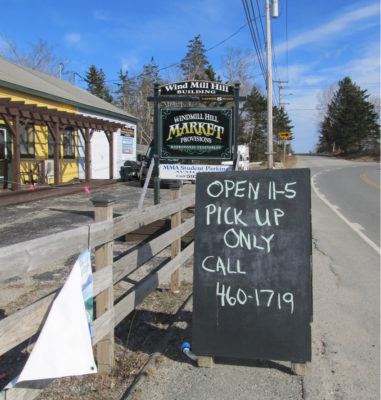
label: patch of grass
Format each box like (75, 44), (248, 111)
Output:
(283, 155), (297, 168)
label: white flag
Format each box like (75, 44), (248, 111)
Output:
(5, 248), (97, 388)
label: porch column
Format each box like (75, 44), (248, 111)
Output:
(47, 121), (61, 185)
(79, 127), (93, 183)
(105, 130), (114, 180)
(1, 114), (21, 191)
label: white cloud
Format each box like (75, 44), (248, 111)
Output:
(92, 10), (109, 21)
(120, 55), (140, 73)
(64, 33), (81, 45)
(276, 3), (380, 54)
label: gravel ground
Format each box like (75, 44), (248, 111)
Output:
(0, 181), (196, 398)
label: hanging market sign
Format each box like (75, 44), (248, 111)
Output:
(160, 108), (232, 160)
(160, 81), (234, 101)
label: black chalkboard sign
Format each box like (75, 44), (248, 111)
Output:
(192, 168), (312, 363)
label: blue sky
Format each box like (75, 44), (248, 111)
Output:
(0, 0), (379, 152)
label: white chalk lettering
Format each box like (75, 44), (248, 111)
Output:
(268, 181), (298, 200)
(202, 256), (247, 275)
(254, 208), (285, 226)
(206, 179), (261, 200)
(216, 283), (295, 313)
(249, 182), (260, 199)
(223, 228), (275, 253)
(234, 180), (247, 197)
(205, 205), (247, 226)
(285, 182), (297, 199)
(273, 209), (285, 225)
(255, 209), (271, 226)
(205, 204), (217, 225)
(224, 180), (235, 197)
(261, 234), (274, 253)
(206, 180), (224, 197)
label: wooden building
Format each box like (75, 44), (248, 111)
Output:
(0, 57), (138, 190)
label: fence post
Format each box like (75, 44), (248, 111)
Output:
(91, 193), (116, 373)
(170, 186), (181, 293)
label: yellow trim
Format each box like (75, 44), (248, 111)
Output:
(360, 173), (381, 189)
(1, 86), (79, 185)
(0, 87), (77, 112)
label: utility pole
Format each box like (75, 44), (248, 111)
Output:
(266, 0), (278, 169)
(274, 80), (288, 107)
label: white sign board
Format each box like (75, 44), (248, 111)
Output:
(160, 164), (233, 181)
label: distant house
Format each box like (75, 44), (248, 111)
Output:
(0, 57), (138, 190)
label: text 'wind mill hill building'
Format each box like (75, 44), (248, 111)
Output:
(0, 57), (138, 191)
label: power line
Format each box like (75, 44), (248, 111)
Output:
(242, 0), (267, 83)
(75, 22), (250, 86)
(206, 23), (248, 52)
(285, 0), (289, 82)
(255, 0), (266, 44)
(250, 0), (266, 64)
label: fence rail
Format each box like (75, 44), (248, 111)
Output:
(0, 190), (195, 400)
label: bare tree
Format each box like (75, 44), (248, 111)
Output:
(316, 83), (338, 120)
(222, 48), (256, 95)
(369, 96), (380, 124)
(0, 35), (68, 77)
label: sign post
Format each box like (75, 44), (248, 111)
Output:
(280, 132), (291, 164)
(153, 83), (160, 205)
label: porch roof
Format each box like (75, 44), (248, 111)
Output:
(0, 97), (125, 132)
(0, 57), (138, 124)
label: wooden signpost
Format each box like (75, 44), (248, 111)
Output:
(280, 132), (291, 162)
(192, 169), (312, 371)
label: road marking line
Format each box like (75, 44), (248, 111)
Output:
(311, 173), (381, 255)
(360, 173), (381, 189)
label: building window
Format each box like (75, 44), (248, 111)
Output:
(62, 128), (75, 158)
(20, 123), (35, 158)
(0, 128), (6, 159)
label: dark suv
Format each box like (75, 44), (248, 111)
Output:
(120, 160), (140, 181)
(139, 141), (181, 188)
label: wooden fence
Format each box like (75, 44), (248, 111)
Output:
(0, 189), (195, 400)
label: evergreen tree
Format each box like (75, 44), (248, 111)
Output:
(243, 86), (267, 161)
(243, 87), (294, 160)
(180, 35), (210, 80)
(84, 65), (113, 103)
(114, 69), (137, 111)
(318, 77), (379, 154)
(273, 106), (294, 154)
(204, 64), (221, 82)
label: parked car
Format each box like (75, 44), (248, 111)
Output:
(139, 141), (181, 188)
(120, 160), (140, 181)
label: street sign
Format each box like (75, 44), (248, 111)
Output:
(280, 132), (291, 139)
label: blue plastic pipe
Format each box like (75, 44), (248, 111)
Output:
(180, 342), (198, 362)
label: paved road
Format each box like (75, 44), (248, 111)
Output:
(309, 157), (380, 245)
(296, 155), (380, 400)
